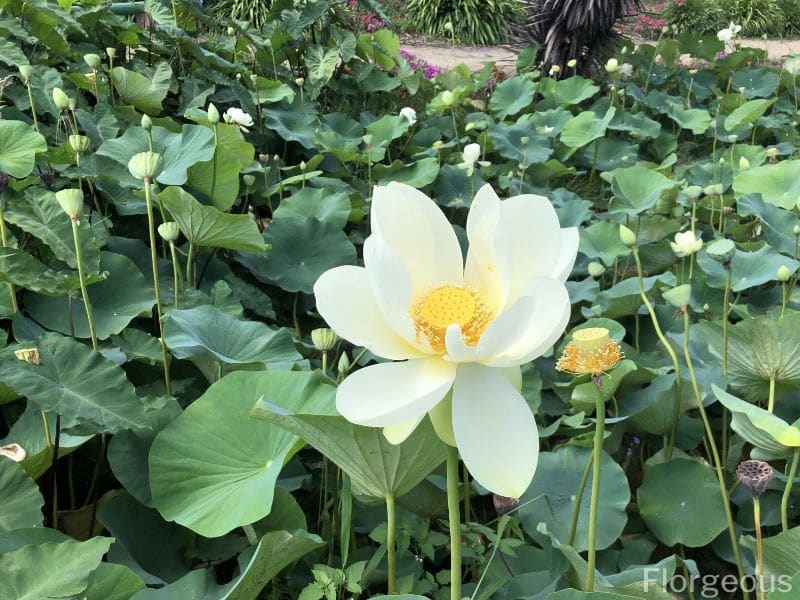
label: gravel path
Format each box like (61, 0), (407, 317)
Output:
(401, 38), (800, 73)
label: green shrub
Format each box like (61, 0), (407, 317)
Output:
(778, 0), (800, 34)
(403, 0), (522, 45)
(664, 0), (727, 34)
(722, 0), (785, 35)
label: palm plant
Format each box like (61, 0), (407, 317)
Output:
(514, 0), (642, 73)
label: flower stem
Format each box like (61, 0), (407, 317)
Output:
(446, 446), (462, 600)
(782, 449), (799, 532)
(0, 204), (19, 313)
(169, 241), (181, 308)
(722, 267), (732, 376)
(144, 178), (172, 395)
(632, 247), (682, 459)
(186, 242), (195, 288)
(682, 309), (749, 597)
(71, 218), (98, 350)
(754, 496), (765, 600)
(568, 447), (593, 546)
(385, 493), (396, 595)
(26, 81), (40, 132)
(585, 395), (605, 592)
(768, 376), (776, 413)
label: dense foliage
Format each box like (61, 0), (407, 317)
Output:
(651, 0), (800, 37)
(402, 0), (523, 46)
(3, 1), (800, 599)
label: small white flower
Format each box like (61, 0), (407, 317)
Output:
(605, 58), (619, 73)
(399, 107), (417, 126)
(458, 143), (490, 177)
(224, 107), (254, 132)
(619, 63), (633, 78)
(670, 230), (703, 258)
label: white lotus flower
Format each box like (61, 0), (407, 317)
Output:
(458, 143), (490, 177)
(619, 63), (633, 78)
(670, 230), (703, 257)
(399, 106), (417, 125)
(313, 182), (578, 497)
(224, 107), (254, 132)
(717, 22), (742, 51)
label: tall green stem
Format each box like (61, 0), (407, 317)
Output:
(0, 205), (18, 313)
(585, 395), (605, 591)
(169, 241), (180, 308)
(446, 446), (462, 600)
(682, 309), (749, 597)
(144, 178), (172, 395)
(186, 242), (195, 288)
(26, 82), (40, 132)
(632, 248), (682, 459)
(568, 451), (594, 547)
(781, 449), (800, 532)
(71, 219), (98, 350)
(385, 493), (396, 595)
(754, 496), (765, 600)
(768, 377), (776, 413)
(722, 267), (732, 376)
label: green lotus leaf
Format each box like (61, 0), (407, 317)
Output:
(712, 385), (800, 454)
(0, 536), (113, 600)
(519, 445), (630, 553)
(638, 459), (727, 547)
(0, 459), (43, 533)
(0, 120), (48, 178)
(149, 370), (335, 536)
(733, 160), (800, 209)
(159, 186), (266, 252)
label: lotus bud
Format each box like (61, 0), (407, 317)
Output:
(141, 114), (153, 131)
(706, 238), (736, 263)
(587, 261), (606, 277)
(738, 86), (746, 94)
(227, 26), (235, 35)
(465, 122), (475, 131)
(14, 348), (41, 365)
(703, 183), (724, 196)
(777, 265), (793, 282)
(441, 90), (454, 107)
(549, 65), (561, 75)
(299, 161), (307, 171)
(158, 221), (180, 242)
(207, 103), (220, 124)
(295, 77), (305, 87)
(619, 224), (637, 247)
(520, 136), (530, 145)
(311, 328), (337, 352)
(54, 188), (84, 222)
(106, 47), (117, 59)
(363, 134), (374, 146)
(128, 151), (164, 181)
(432, 140), (444, 149)
(0, 443), (27, 463)
(739, 156), (750, 170)
(243, 174), (256, 187)
(663, 284), (692, 308)
(605, 58), (619, 73)
(794, 224), (800, 236)
(18, 65), (32, 82)
(729, 134), (738, 143)
(567, 59), (577, 68)
(69, 135), (91, 154)
(685, 185), (703, 200)
(84, 53), (102, 69)
(337, 352), (350, 377)
(52, 87), (71, 111)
